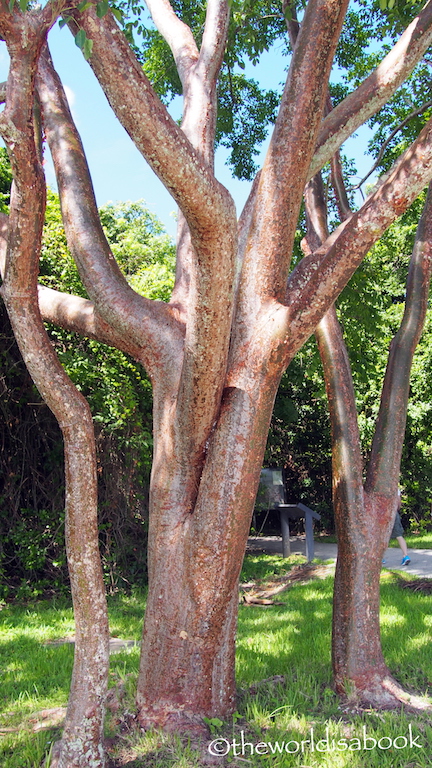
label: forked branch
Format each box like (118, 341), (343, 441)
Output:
(68, 5), (234, 242)
(310, 0), (432, 178)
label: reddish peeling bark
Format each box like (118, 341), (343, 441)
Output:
(310, 0), (432, 178)
(308, 167), (432, 709)
(134, 0), (350, 726)
(0, 9), (109, 767)
(4, 0), (432, 751)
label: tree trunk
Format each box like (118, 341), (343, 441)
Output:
(0, 12), (110, 765)
(137, 371), (281, 729)
(315, 182), (432, 710)
(315, 309), (397, 705)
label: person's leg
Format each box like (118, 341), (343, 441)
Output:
(396, 536), (408, 557)
(397, 536), (411, 564)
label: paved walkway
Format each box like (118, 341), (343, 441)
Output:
(247, 536), (432, 578)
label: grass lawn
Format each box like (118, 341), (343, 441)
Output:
(1, 555), (431, 767)
(318, 531), (432, 548)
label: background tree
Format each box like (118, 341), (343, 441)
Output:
(305, 168), (432, 708)
(2, 0), (432, 765)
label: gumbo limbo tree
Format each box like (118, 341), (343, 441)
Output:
(305, 169), (432, 708)
(1, 0), (432, 764)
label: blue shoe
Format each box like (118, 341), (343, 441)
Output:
(382, 559), (386, 564)
(401, 556), (411, 566)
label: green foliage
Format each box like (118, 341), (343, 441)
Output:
(0, 148), (12, 213)
(216, 74), (279, 180)
(0, 300), (67, 600)
(40, 190), (87, 297)
(99, 200), (176, 299)
(1, 193), (176, 596)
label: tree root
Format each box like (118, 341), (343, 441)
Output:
(337, 672), (432, 713)
(137, 706), (210, 737)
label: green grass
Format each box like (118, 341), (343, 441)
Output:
(318, 531), (432, 548)
(1, 558), (432, 767)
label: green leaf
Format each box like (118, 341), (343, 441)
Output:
(83, 36), (94, 60)
(96, 0), (109, 18)
(74, 28), (86, 50)
(59, 16), (72, 28)
(77, 0), (92, 10)
(379, 0), (387, 9)
(237, 60), (245, 70)
(111, 7), (122, 22)
(8, 0), (15, 11)
(19, 0), (27, 10)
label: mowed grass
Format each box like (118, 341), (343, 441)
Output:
(318, 531), (432, 549)
(1, 556), (432, 767)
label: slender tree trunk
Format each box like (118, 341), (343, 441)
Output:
(314, 181), (432, 709)
(315, 310), (394, 704)
(0, 13), (110, 765)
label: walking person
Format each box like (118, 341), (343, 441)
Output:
(383, 490), (411, 566)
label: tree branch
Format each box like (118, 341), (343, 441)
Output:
(37, 286), (144, 360)
(0, 12), (108, 765)
(316, 305), (365, 522)
(0, 187), (145, 365)
(310, 0), (432, 178)
(67, 5), (234, 239)
(198, 0), (230, 82)
(286, 114), (432, 358)
(331, 150), (352, 221)
(144, 0), (199, 85)
(352, 98), (432, 192)
(365, 182), (432, 496)
(237, 0), (349, 307)
(170, 0), (230, 317)
(304, 170), (365, 540)
(37, 45), (184, 376)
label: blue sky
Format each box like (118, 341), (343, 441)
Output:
(0, 19), (374, 238)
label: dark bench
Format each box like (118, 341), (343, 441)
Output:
(276, 502), (321, 561)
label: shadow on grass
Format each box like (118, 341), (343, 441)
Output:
(236, 566), (432, 711)
(0, 590), (147, 727)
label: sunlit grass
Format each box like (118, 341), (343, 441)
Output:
(1, 557), (432, 766)
(319, 531), (432, 548)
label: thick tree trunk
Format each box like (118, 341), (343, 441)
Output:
(137, 373), (280, 729)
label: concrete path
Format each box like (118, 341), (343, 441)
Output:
(247, 536), (432, 578)
(46, 636), (140, 654)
